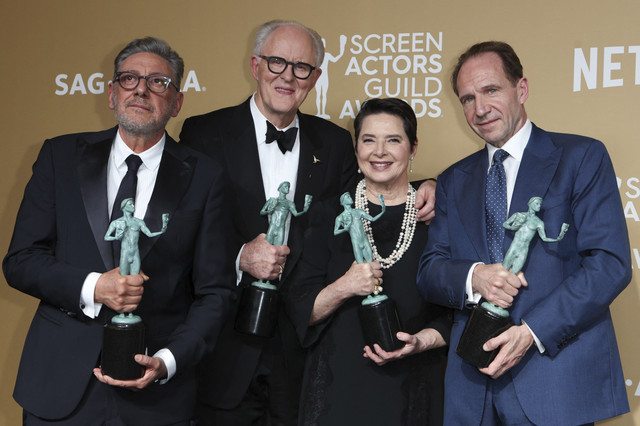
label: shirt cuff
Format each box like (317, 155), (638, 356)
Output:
(153, 348), (176, 384)
(465, 262), (483, 305)
(80, 272), (103, 318)
(235, 244), (245, 285)
(522, 320), (546, 353)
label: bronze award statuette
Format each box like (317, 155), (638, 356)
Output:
(235, 181), (312, 338)
(102, 198), (169, 380)
(456, 196), (569, 368)
(334, 192), (403, 352)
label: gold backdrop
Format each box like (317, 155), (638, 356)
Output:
(1, 1), (639, 424)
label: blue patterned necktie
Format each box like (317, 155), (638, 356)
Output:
(486, 149), (509, 263)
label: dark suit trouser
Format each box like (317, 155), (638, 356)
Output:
(197, 337), (298, 426)
(24, 376), (195, 426)
(480, 374), (594, 426)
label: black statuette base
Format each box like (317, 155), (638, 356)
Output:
(235, 285), (279, 338)
(102, 321), (146, 380)
(456, 304), (513, 368)
(358, 297), (403, 352)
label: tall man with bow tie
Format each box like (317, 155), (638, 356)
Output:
(3, 37), (235, 425)
(180, 19), (436, 425)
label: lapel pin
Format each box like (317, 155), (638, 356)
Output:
(313, 155), (321, 164)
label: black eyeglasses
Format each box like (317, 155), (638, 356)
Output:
(114, 71), (179, 93)
(259, 55), (316, 80)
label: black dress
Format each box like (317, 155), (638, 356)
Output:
(287, 189), (451, 426)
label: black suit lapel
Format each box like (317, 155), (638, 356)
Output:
(139, 136), (194, 261)
(282, 114), (324, 282)
(294, 114), (323, 208)
(78, 130), (115, 270)
(226, 101), (269, 235)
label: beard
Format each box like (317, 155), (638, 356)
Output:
(113, 92), (175, 137)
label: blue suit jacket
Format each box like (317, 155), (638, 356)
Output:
(417, 124), (631, 425)
(3, 127), (236, 424)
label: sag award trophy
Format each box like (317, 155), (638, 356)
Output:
(456, 196), (569, 367)
(235, 181), (312, 337)
(102, 198), (169, 379)
(334, 192), (404, 352)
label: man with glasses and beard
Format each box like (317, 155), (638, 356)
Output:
(4, 37), (235, 425)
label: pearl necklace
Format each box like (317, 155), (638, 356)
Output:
(354, 179), (417, 269)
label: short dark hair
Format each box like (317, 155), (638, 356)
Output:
(114, 37), (184, 88)
(451, 41), (523, 96)
(354, 98), (417, 148)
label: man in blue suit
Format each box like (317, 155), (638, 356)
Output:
(417, 41), (631, 425)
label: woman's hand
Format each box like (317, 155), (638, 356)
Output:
(338, 260), (383, 297)
(363, 328), (445, 366)
(310, 261), (382, 325)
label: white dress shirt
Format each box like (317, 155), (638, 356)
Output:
(79, 129), (177, 380)
(234, 95), (301, 283)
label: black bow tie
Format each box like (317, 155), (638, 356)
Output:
(265, 121), (298, 154)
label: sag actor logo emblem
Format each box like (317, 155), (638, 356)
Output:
(314, 31), (445, 120)
(315, 36), (347, 119)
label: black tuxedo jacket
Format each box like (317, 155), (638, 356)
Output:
(180, 97), (358, 409)
(3, 127), (236, 424)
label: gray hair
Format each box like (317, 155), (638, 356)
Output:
(114, 37), (184, 89)
(253, 20), (325, 67)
